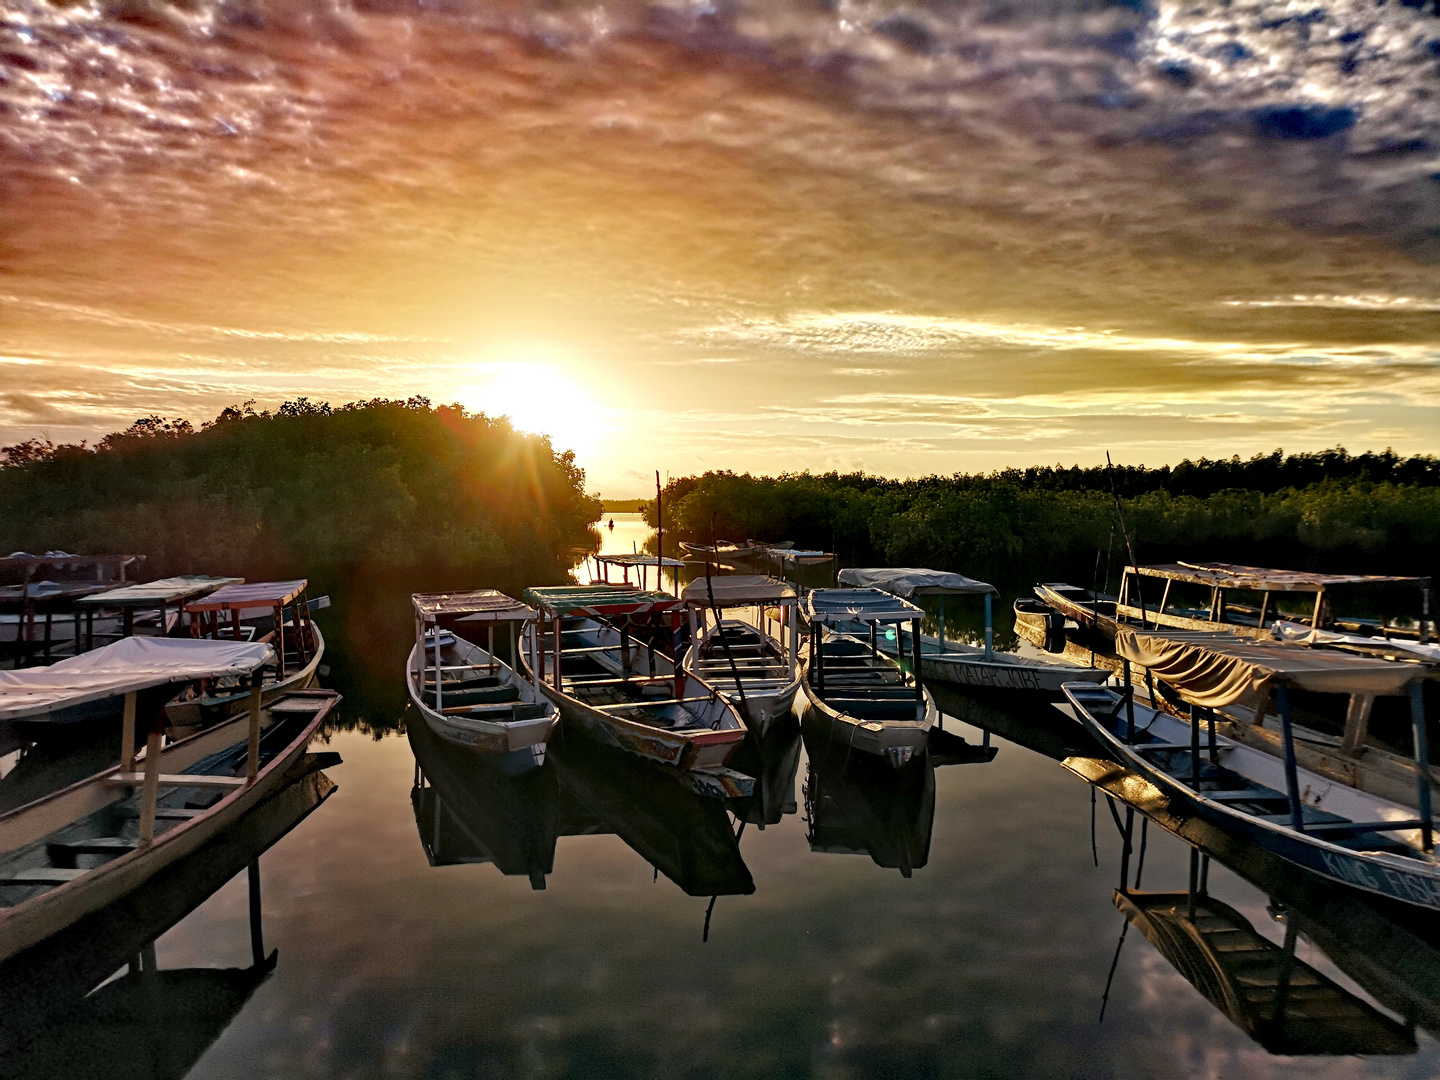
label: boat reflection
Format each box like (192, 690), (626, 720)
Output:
(1069, 745), (1440, 1054)
(408, 714), (754, 897)
(1116, 886), (1415, 1055)
(0, 752), (339, 1078)
(726, 715), (803, 828)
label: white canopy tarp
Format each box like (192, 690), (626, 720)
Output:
(681, 574), (797, 606)
(805, 588), (923, 626)
(837, 567), (996, 598)
(1270, 620), (1440, 663)
(0, 636), (276, 720)
(1115, 627), (1425, 710)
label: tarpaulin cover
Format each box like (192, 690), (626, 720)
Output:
(412, 590), (536, 622)
(78, 575), (242, 607)
(189, 579), (308, 612)
(1270, 621), (1440, 664)
(681, 574), (797, 606)
(838, 567), (996, 597)
(1115, 627), (1425, 709)
(0, 636), (276, 720)
(805, 588), (922, 626)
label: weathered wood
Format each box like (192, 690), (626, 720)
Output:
(136, 728), (163, 845)
(108, 773), (248, 789)
(1340, 693), (1375, 757)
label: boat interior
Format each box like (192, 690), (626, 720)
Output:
(0, 696), (331, 908)
(695, 621), (790, 691)
(811, 634), (924, 723)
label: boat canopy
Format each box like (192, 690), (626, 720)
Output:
(681, 574), (797, 607)
(77, 575), (243, 608)
(523, 584), (683, 618)
(1115, 627), (1426, 710)
(1131, 562), (1430, 592)
(805, 588), (923, 626)
(187, 579), (308, 613)
(838, 567), (996, 598)
(0, 636), (276, 720)
(595, 554), (686, 569)
(0, 552), (144, 578)
(412, 590), (537, 624)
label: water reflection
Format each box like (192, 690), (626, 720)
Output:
(408, 713), (754, 898)
(0, 754), (338, 1077)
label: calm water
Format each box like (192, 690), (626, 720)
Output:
(6, 526), (1440, 1078)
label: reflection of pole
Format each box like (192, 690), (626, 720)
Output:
(248, 859), (265, 967)
(1118, 805), (1134, 893)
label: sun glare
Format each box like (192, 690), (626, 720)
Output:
(459, 361), (603, 454)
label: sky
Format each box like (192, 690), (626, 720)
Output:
(3, 0), (1440, 496)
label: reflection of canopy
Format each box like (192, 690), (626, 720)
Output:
(1133, 562), (1430, 591)
(0, 637), (275, 720)
(523, 584), (683, 618)
(77, 576), (241, 608)
(681, 575), (797, 607)
(838, 567), (996, 597)
(1116, 890), (1415, 1056)
(187, 580), (308, 612)
(1115, 628), (1425, 709)
(595, 554), (685, 569)
(412, 590), (536, 623)
(804, 588), (922, 626)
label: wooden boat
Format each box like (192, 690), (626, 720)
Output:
(1115, 562), (1432, 645)
(1062, 663), (1440, 912)
(407, 709), (557, 887)
(406, 590), (556, 773)
(166, 579), (326, 725)
(681, 574), (802, 737)
(0, 640), (338, 961)
(1115, 889), (1415, 1054)
(798, 588), (936, 769)
(520, 585), (751, 798)
(680, 540), (760, 561)
(838, 567), (1109, 696)
(0, 752), (337, 1072)
(0, 553), (144, 667)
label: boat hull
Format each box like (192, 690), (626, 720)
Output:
(165, 623), (327, 727)
(878, 628), (1108, 696)
(798, 634), (935, 769)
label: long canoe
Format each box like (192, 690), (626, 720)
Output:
(684, 619), (801, 738)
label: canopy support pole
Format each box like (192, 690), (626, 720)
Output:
(1421, 586), (1431, 646)
(814, 624), (823, 696)
(1311, 589), (1326, 630)
(1257, 591), (1270, 632)
(912, 618), (924, 704)
(788, 603), (798, 680)
(434, 621), (443, 712)
(552, 617), (563, 690)
(939, 597), (945, 648)
(137, 723), (163, 846)
(120, 691), (137, 774)
(983, 593), (993, 661)
(1340, 693), (1375, 757)
(528, 621), (541, 695)
(246, 682), (262, 782)
(1189, 701), (1201, 790)
(1122, 660), (1135, 744)
(1410, 682), (1433, 852)
(1276, 687), (1305, 833)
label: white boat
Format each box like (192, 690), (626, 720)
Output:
(407, 590), (557, 773)
(839, 567), (1109, 696)
(798, 588), (936, 769)
(681, 574), (802, 737)
(521, 585), (751, 798)
(1061, 630), (1440, 911)
(0, 636), (338, 961)
(166, 579), (326, 726)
